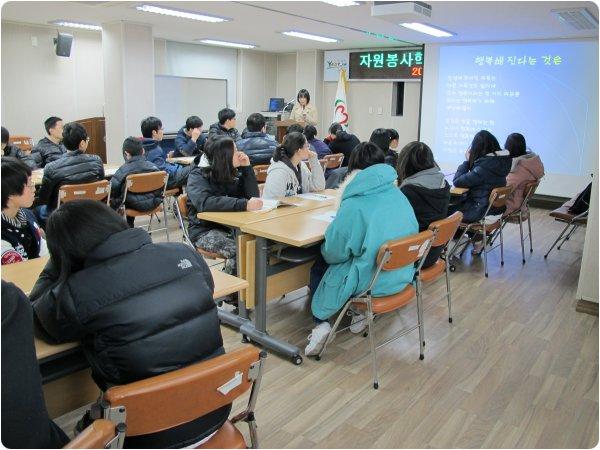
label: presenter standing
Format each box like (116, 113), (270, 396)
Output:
(290, 89), (318, 126)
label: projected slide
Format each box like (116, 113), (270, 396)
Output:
(435, 41), (597, 176)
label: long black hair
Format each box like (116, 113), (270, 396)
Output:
(505, 133), (527, 158)
(397, 141), (437, 183)
(46, 200), (129, 284)
(468, 130), (501, 169)
(369, 128), (390, 153)
(347, 142), (385, 172)
(204, 136), (237, 183)
(273, 132), (306, 163)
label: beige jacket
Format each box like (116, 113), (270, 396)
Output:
(290, 102), (318, 125)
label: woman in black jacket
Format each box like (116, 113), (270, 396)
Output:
(186, 137), (261, 274)
(397, 142), (450, 268)
(323, 123), (360, 167)
(29, 200), (229, 448)
(370, 128), (398, 168)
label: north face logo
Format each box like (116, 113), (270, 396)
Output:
(178, 259), (192, 269)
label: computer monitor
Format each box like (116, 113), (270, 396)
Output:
(269, 98), (285, 112)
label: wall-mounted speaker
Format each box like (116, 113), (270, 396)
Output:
(54, 32), (73, 57)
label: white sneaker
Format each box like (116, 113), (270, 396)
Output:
(349, 311), (367, 334)
(305, 322), (331, 356)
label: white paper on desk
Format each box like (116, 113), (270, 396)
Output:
(296, 193), (335, 201)
(313, 212), (336, 223)
(252, 199), (299, 213)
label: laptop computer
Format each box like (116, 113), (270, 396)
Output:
(268, 98), (285, 112)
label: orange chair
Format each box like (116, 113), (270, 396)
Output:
(121, 171), (170, 240)
(317, 230), (435, 389)
(544, 194), (589, 259)
(57, 180), (111, 208)
(253, 165), (269, 183)
(93, 346), (266, 449)
(318, 159), (328, 172)
(501, 180), (540, 264)
(421, 212), (463, 323)
(65, 419), (125, 449)
(8, 135), (34, 152)
(448, 186), (513, 277)
(323, 153), (345, 169)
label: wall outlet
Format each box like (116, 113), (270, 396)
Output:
(368, 106), (373, 114)
(31, 36), (38, 47)
(377, 106), (383, 115)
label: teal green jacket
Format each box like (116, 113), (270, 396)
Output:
(311, 164), (418, 320)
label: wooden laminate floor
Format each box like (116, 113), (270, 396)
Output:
(56, 207), (598, 448)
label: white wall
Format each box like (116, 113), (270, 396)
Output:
(277, 53), (296, 102)
(237, 50), (279, 128)
(1, 22), (104, 141)
(576, 173), (599, 303)
(322, 80), (421, 143)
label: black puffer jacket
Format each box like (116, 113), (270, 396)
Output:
(236, 131), (277, 165)
(37, 150), (104, 210)
(324, 131), (360, 167)
(208, 123), (240, 141)
(186, 165), (259, 243)
(453, 150), (512, 222)
(32, 138), (67, 167)
(3, 144), (43, 169)
(109, 156), (163, 212)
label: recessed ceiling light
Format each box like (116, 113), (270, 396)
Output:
(400, 23), (454, 37)
(198, 39), (256, 49)
(321, 0), (360, 6)
(49, 20), (102, 31)
(281, 31), (340, 43)
(135, 4), (229, 23)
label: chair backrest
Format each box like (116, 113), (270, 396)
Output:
(177, 193), (189, 218)
(102, 346), (266, 438)
(125, 171), (168, 194)
(489, 186), (513, 208)
(58, 180), (111, 207)
(64, 419), (123, 449)
(428, 212), (463, 248)
(324, 153), (344, 169)
(253, 165), (269, 183)
(377, 229), (435, 271)
(8, 135), (33, 151)
(318, 159), (328, 172)
(520, 180), (540, 209)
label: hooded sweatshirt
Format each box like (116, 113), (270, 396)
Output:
(453, 149), (512, 223)
(505, 152), (545, 215)
(400, 167), (450, 268)
(262, 153), (326, 199)
(311, 164), (418, 320)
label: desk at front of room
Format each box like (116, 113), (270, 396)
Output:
(1, 256), (249, 418)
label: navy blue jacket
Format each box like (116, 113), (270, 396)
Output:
(324, 132), (360, 167)
(109, 155), (163, 212)
(142, 138), (193, 189)
(174, 127), (206, 157)
(236, 131), (277, 165)
(453, 150), (512, 222)
(308, 138), (331, 159)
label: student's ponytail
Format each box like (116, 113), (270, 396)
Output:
(272, 132), (306, 162)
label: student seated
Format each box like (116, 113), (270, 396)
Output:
(263, 132), (326, 199)
(110, 137), (162, 228)
(1, 158), (47, 265)
(174, 115), (206, 157)
(504, 132), (545, 216)
(31, 117), (67, 167)
(2, 281), (69, 449)
(323, 122), (360, 167)
(397, 141), (450, 268)
(388, 128), (399, 151)
(370, 127), (397, 167)
(449, 130), (512, 253)
(141, 116), (192, 189)
(187, 137), (261, 274)
(208, 108), (240, 141)
(306, 142), (418, 356)
(304, 125), (331, 159)
(286, 123), (305, 135)
(37, 122), (104, 221)
(236, 113), (278, 165)
(30, 200), (230, 448)
(1, 126), (42, 169)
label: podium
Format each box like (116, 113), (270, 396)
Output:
(274, 119), (306, 143)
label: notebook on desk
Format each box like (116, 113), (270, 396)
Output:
(253, 199), (299, 213)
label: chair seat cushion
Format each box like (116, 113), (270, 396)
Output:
(353, 284), (416, 314)
(197, 420), (246, 449)
(165, 188), (181, 197)
(125, 204), (163, 217)
(419, 259), (445, 283)
(549, 206), (587, 223)
(461, 221), (501, 232)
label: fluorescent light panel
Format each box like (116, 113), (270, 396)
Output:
(281, 31), (339, 43)
(136, 4), (228, 23)
(199, 39), (256, 49)
(321, 0), (360, 6)
(400, 22), (454, 37)
(50, 20), (101, 31)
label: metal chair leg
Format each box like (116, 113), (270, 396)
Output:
(162, 200), (170, 242)
(317, 300), (353, 360)
(499, 222), (505, 267)
(544, 222), (571, 258)
(366, 300), (379, 389)
(527, 214), (533, 253)
(518, 212), (525, 264)
(559, 225), (578, 248)
(482, 225), (488, 277)
(147, 214), (153, 232)
(416, 280), (425, 360)
(444, 254), (453, 323)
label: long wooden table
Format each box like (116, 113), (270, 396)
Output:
(32, 164), (120, 186)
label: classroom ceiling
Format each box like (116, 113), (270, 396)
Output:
(2, 1), (598, 52)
